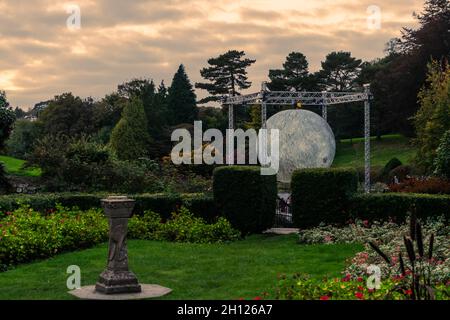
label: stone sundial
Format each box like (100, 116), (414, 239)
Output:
(266, 109), (336, 183)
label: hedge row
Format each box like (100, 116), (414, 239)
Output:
(0, 193), (217, 222)
(291, 168), (358, 228)
(213, 166), (277, 234)
(349, 192), (450, 222)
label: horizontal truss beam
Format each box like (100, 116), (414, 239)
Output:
(223, 91), (370, 106)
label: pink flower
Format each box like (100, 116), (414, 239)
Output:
(362, 220), (369, 227)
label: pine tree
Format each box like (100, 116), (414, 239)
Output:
(167, 65), (198, 125)
(196, 50), (256, 103)
(109, 97), (152, 160)
(268, 52), (316, 91)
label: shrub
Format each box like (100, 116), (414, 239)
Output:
(291, 168), (358, 228)
(6, 119), (43, 159)
(0, 192), (216, 222)
(109, 97), (152, 161)
(388, 177), (450, 194)
(350, 193), (450, 222)
(382, 157), (402, 177)
(213, 166), (277, 234)
(434, 130), (450, 179)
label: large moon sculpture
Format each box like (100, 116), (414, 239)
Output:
(266, 109), (336, 183)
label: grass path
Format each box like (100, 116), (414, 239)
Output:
(0, 235), (362, 300)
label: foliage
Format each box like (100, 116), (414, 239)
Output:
(0, 205), (109, 268)
(382, 157), (402, 178)
(38, 93), (96, 137)
(0, 205), (239, 270)
(349, 192), (450, 221)
(0, 91), (15, 151)
(5, 119), (43, 159)
(434, 130), (450, 178)
(413, 61), (450, 171)
(370, 0), (450, 136)
(388, 177), (450, 194)
(291, 168), (358, 228)
(109, 97), (152, 161)
(0, 192), (216, 222)
(27, 134), (163, 192)
(196, 50), (256, 103)
(268, 52), (317, 91)
(213, 166), (277, 234)
(129, 207), (240, 244)
(317, 51), (362, 91)
(272, 273), (449, 300)
(167, 65), (198, 125)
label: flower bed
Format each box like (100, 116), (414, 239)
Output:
(298, 217), (449, 284)
(272, 273), (449, 300)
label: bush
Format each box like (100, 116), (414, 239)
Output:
(213, 166), (277, 234)
(349, 193), (450, 222)
(382, 157), (402, 177)
(6, 119), (43, 159)
(0, 192), (216, 222)
(388, 165), (412, 183)
(291, 168), (358, 228)
(434, 130), (450, 179)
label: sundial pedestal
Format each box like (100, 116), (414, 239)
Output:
(95, 196), (141, 294)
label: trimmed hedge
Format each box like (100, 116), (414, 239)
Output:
(213, 166), (277, 234)
(291, 168), (358, 228)
(349, 192), (450, 222)
(0, 193), (217, 222)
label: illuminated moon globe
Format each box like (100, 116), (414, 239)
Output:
(266, 109), (336, 183)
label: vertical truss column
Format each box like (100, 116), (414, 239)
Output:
(227, 104), (234, 165)
(321, 91), (327, 121)
(364, 84), (371, 193)
(261, 82), (268, 129)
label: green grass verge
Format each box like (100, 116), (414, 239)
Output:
(333, 134), (416, 168)
(0, 155), (41, 177)
(0, 235), (362, 300)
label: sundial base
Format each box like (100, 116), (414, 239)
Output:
(68, 284), (172, 300)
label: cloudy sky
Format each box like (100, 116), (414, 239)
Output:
(0, 0), (424, 110)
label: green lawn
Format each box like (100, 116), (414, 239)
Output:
(0, 235), (362, 300)
(333, 134), (416, 168)
(0, 155), (41, 177)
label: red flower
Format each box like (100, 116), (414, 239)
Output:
(357, 277), (363, 282)
(362, 220), (369, 227)
(355, 292), (364, 300)
(253, 296), (262, 300)
(404, 289), (413, 296)
(341, 274), (351, 282)
(357, 286), (364, 292)
(368, 289), (375, 293)
(320, 296), (330, 300)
